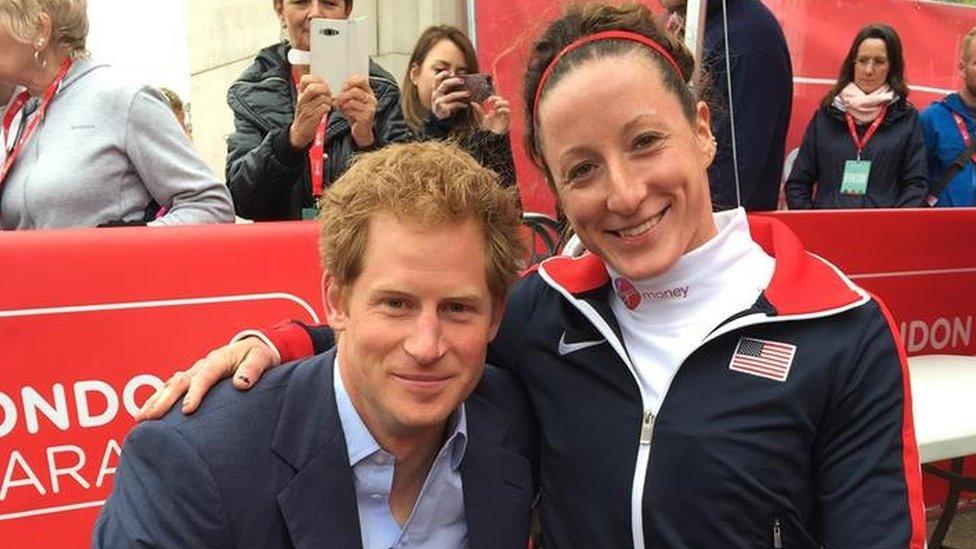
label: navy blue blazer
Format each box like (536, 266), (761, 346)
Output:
(93, 349), (537, 548)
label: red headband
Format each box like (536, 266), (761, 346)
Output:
(531, 30), (685, 126)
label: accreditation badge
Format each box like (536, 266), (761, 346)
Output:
(840, 159), (871, 196)
(301, 207), (320, 220)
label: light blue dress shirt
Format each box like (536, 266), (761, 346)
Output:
(334, 359), (469, 549)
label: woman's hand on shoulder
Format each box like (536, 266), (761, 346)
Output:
(134, 337), (281, 421)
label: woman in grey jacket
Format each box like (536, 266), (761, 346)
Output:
(0, 0), (234, 230)
(226, 0), (412, 221)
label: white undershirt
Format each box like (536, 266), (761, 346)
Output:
(607, 208), (776, 415)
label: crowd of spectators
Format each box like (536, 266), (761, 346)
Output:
(1, 0), (976, 232)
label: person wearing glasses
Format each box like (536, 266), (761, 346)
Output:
(786, 24), (928, 209)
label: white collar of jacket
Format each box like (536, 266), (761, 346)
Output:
(535, 213), (869, 321)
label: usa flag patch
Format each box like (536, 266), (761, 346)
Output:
(728, 337), (796, 382)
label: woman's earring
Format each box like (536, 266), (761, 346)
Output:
(34, 40), (47, 69)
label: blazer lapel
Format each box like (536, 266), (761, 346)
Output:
(272, 350), (363, 549)
(461, 393), (534, 549)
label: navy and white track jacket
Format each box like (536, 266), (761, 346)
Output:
(270, 216), (925, 549)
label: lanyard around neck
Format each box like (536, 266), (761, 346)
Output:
(2, 91), (30, 144)
(845, 105), (887, 161)
(950, 112), (976, 165)
(0, 58), (74, 189)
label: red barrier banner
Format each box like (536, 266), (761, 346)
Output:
(0, 223), (325, 549)
(474, 0), (976, 214)
(764, 208), (976, 358)
(1, 208), (975, 545)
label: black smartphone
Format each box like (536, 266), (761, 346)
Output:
(458, 74), (494, 103)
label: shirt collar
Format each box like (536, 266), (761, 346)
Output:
(333, 356), (468, 470)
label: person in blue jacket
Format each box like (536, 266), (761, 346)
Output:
(142, 4), (926, 548)
(920, 27), (976, 207)
(786, 24), (928, 209)
(663, 0), (793, 211)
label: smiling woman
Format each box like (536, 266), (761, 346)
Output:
(145, 4), (927, 548)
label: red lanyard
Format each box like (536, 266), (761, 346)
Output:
(2, 90), (30, 146)
(845, 105), (887, 161)
(951, 112), (976, 165)
(0, 58), (73, 188)
(291, 69), (328, 199)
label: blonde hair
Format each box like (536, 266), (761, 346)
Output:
(319, 141), (524, 302)
(0, 0), (88, 57)
(963, 27), (976, 64)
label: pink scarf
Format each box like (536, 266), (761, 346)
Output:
(833, 83), (897, 124)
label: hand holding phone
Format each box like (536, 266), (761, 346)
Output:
(431, 71), (471, 120)
(458, 74), (494, 104)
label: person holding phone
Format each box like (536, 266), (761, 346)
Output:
(401, 25), (516, 189)
(143, 3), (924, 547)
(785, 24), (928, 209)
(226, 0), (412, 221)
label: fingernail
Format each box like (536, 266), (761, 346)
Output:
(237, 375), (250, 385)
(182, 397), (191, 408)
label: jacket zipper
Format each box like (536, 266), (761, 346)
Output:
(640, 410), (655, 444)
(537, 268), (651, 549)
(538, 252), (869, 549)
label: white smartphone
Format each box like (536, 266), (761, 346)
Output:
(310, 17), (370, 93)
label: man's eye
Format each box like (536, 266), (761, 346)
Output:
(384, 298), (407, 310)
(443, 302), (471, 314)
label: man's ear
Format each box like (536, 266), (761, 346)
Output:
(323, 273), (349, 330)
(487, 296), (507, 341)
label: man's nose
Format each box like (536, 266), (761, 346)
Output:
(403, 309), (446, 365)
